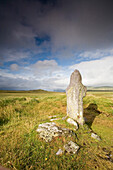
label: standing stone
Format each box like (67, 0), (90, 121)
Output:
(66, 69), (86, 125)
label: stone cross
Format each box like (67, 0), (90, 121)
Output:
(66, 69), (86, 125)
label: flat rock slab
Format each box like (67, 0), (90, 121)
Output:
(91, 133), (101, 141)
(36, 122), (74, 142)
(64, 141), (79, 154)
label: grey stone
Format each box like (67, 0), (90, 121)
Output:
(50, 118), (60, 121)
(91, 133), (101, 141)
(66, 118), (78, 130)
(48, 115), (57, 119)
(56, 149), (64, 155)
(66, 69), (86, 125)
(64, 141), (79, 154)
(36, 122), (74, 142)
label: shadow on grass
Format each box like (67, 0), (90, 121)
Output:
(0, 118), (9, 126)
(84, 103), (101, 129)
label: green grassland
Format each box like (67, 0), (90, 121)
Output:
(0, 91), (113, 169)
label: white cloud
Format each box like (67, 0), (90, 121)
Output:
(0, 75), (41, 90)
(0, 60), (69, 90)
(79, 49), (113, 59)
(1, 57), (113, 90)
(70, 57), (113, 86)
(31, 60), (62, 78)
(5, 50), (31, 62)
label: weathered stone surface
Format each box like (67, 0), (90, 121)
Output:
(91, 133), (101, 141)
(56, 149), (64, 155)
(64, 141), (79, 154)
(66, 69), (86, 125)
(36, 122), (74, 142)
(66, 118), (78, 130)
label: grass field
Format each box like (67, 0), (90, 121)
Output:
(0, 91), (113, 170)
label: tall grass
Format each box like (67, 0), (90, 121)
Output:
(0, 92), (113, 169)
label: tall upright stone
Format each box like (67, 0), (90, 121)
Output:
(66, 70), (86, 125)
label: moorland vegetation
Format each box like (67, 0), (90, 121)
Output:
(0, 91), (113, 169)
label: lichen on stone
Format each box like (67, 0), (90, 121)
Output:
(64, 141), (79, 154)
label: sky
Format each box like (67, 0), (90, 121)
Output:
(0, 0), (113, 91)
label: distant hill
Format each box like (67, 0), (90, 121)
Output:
(54, 86), (113, 92)
(54, 89), (65, 92)
(0, 86), (113, 93)
(28, 89), (49, 93)
(0, 89), (49, 93)
(87, 86), (113, 91)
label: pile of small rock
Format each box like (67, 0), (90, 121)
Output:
(36, 122), (75, 142)
(36, 122), (80, 155)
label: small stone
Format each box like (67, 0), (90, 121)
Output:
(91, 133), (101, 141)
(110, 153), (113, 159)
(56, 149), (63, 155)
(50, 118), (60, 121)
(67, 118), (78, 130)
(48, 115), (57, 119)
(64, 141), (79, 154)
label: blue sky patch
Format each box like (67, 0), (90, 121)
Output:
(35, 35), (51, 46)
